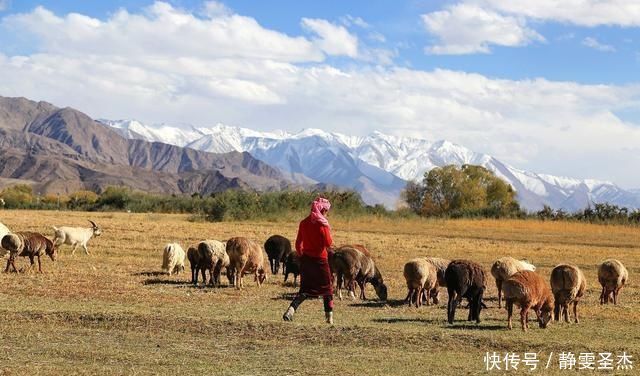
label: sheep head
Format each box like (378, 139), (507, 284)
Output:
(538, 297), (554, 328)
(88, 220), (102, 236)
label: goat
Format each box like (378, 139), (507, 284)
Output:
(52, 220), (102, 255)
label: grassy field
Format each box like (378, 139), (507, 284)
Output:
(0, 210), (638, 375)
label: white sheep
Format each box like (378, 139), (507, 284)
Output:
(403, 258), (438, 308)
(598, 259), (628, 305)
(161, 243), (186, 276)
(0, 221), (10, 258)
(52, 220), (102, 255)
(198, 240), (228, 286)
(491, 257), (536, 308)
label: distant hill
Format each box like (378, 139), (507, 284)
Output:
(0, 96), (297, 196)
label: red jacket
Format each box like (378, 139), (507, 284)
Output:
(295, 216), (333, 259)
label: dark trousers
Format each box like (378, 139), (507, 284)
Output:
(289, 293), (334, 313)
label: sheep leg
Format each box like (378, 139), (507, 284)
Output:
(573, 301), (579, 323)
(447, 289), (456, 324)
(82, 243), (91, 255)
(496, 280), (502, 309)
(37, 255), (42, 273)
(425, 288), (431, 307)
(191, 266), (198, 285)
(337, 273), (343, 300)
(599, 286), (606, 304)
(10, 257), (18, 273)
(474, 292), (483, 323)
(613, 288), (619, 305)
(200, 267), (207, 286)
(3, 258), (10, 273)
(70, 243), (79, 255)
(520, 306), (528, 332)
(506, 300), (513, 330)
(553, 301), (561, 322)
(563, 303), (570, 323)
(348, 279), (357, 300)
(357, 279), (366, 300)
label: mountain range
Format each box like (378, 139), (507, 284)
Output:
(102, 119), (640, 211)
(0, 96), (298, 197)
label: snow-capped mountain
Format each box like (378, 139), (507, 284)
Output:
(100, 119), (640, 211)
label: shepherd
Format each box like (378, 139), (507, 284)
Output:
(282, 197), (335, 324)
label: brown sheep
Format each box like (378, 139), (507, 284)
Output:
(2, 232), (56, 273)
(403, 258), (438, 308)
(187, 245), (200, 285)
(491, 257), (536, 308)
(503, 271), (554, 331)
(445, 259), (486, 324)
(330, 246), (387, 301)
(550, 264), (587, 323)
(598, 259), (628, 305)
(226, 237), (267, 289)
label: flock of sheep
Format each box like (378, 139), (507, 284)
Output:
(0, 219), (630, 331)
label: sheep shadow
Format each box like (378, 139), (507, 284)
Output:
(445, 323), (504, 331)
(133, 271), (165, 277)
(349, 299), (406, 308)
(142, 278), (191, 286)
(372, 317), (443, 324)
(271, 292), (299, 301)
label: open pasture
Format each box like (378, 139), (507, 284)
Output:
(0, 211), (638, 375)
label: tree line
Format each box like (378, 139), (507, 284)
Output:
(2, 165), (640, 224)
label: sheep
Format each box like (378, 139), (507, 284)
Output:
(52, 220), (102, 255)
(197, 240), (228, 286)
(264, 235), (292, 275)
(550, 264), (587, 323)
(503, 270), (554, 331)
(329, 246), (387, 301)
(598, 259), (628, 305)
(213, 248), (234, 286)
(283, 252), (300, 286)
(491, 257), (536, 308)
(2, 232), (56, 273)
(161, 243), (186, 276)
(403, 258), (438, 308)
(445, 259), (486, 324)
(226, 237), (267, 289)
(424, 257), (450, 304)
(187, 245), (200, 285)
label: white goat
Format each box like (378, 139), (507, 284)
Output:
(52, 220), (102, 255)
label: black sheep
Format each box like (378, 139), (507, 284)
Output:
(264, 235), (292, 275)
(445, 259), (486, 324)
(283, 252), (300, 286)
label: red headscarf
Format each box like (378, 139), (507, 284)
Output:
(310, 197), (331, 227)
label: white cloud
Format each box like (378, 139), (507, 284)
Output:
(340, 15), (369, 28)
(478, 0), (640, 27)
(202, 1), (231, 17)
(582, 37), (616, 52)
(0, 1), (9, 12)
(2, 3), (640, 186)
(368, 31), (386, 43)
(422, 4), (544, 55)
(301, 18), (359, 58)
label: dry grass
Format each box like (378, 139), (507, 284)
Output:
(0, 210), (638, 375)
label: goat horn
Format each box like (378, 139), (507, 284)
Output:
(88, 220), (98, 228)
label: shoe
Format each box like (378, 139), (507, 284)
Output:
(283, 307), (295, 322)
(325, 311), (334, 325)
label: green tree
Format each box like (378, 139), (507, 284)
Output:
(403, 164), (518, 217)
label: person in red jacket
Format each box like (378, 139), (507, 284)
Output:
(283, 197), (335, 324)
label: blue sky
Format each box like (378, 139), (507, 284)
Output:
(1, 0), (640, 187)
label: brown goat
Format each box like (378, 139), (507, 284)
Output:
(503, 271), (554, 331)
(226, 237), (267, 289)
(2, 232), (56, 273)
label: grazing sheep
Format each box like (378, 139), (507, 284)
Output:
(226, 237), (267, 289)
(403, 258), (438, 308)
(264, 235), (292, 275)
(503, 270), (554, 331)
(197, 240), (227, 286)
(329, 246), (387, 301)
(424, 257), (450, 304)
(187, 245), (200, 285)
(283, 252), (300, 286)
(2, 232), (56, 273)
(0, 221), (11, 258)
(491, 257), (536, 308)
(445, 259), (486, 324)
(213, 249), (234, 286)
(550, 264), (587, 323)
(52, 220), (102, 255)
(161, 243), (186, 276)
(598, 259), (628, 305)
